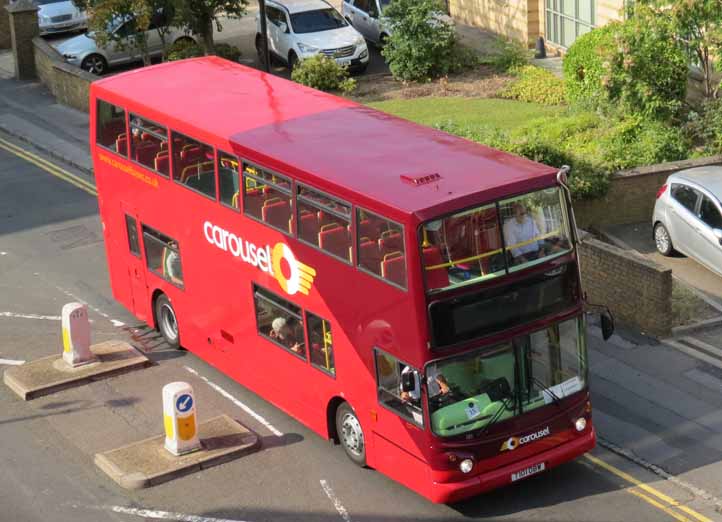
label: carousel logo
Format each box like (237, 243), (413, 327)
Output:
(500, 426), (551, 452)
(203, 221), (316, 296)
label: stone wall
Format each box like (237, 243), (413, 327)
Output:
(579, 237), (673, 337)
(0, 0), (10, 49)
(575, 156), (722, 229)
(33, 37), (94, 112)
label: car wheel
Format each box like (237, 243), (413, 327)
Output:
(155, 293), (181, 349)
(336, 402), (366, 466)
(288, 51), (299, 71)
(654, 222), (674, 256)
(80, 54), (108, 75)
(378, 33), (389, 49)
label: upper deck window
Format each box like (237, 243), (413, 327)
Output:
(129, 115), (168, 176)
(420, 187), (572, 292)
(171, 132), (216, 200)
(297, 184), (351, 263)
(218, 151), (240, 210)
(356, 208), (406, 290)
(243, 162), (292, 235)
(96, 99), (127, 155)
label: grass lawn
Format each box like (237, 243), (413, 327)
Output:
(366, 97), (560, 131)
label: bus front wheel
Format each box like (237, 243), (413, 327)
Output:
(155, 294), (180, 349)
(336, 402), (366, 466)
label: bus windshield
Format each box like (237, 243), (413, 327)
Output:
(426, 317), (586, 438)
(420, 187), (572, 292)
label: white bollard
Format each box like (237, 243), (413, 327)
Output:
(163, 382), (201, 456)
(61, 302), (96, 367)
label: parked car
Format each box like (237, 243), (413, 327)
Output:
(653, 167), (722, 277)
(33, 0), (87, 36)
(56, 15), (195, 75)
(341, 0), (391, 46)
(255, 0), (369, 73)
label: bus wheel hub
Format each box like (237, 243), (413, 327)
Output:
(341, 413), (363, 454)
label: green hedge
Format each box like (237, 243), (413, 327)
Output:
(562, 24), (618, 107)
(500, 65), (566, 106)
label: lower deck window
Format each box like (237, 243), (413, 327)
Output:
(254, 285), (305, 357)
(142, 226), (183, 287)
(375, 350), (423, 426)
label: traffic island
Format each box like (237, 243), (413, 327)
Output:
(3, 340), (151, 400)
(94, 415), (260, 489)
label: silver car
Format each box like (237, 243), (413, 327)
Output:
(56, 16), (195, 74)
(32, 0), (87, 35)
(341, 0), (392, 45)
(653, 167), (722, 277)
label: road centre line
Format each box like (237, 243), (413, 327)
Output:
(0, 136), (97, 196)
(0, 311), (61, 321)
(584, 454), (713, 522)
(80, 504), (252, 522)
(183, 366), (283, 437)
(320, 480), (352, 522)
(54, 284), (125, 327)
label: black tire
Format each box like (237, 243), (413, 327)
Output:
(335, 402), (366, 466)
(288, 51), (299, 71)
(173, 36), (195, 47)
(155, 294), (180, 349)
(80, 54), (108, 75)
(654, 222), (674, 256)
(378, 33), (389, 49)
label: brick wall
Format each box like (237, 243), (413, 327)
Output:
(579, 237), (673, 337)
(33, 37), (94, 113)
(575, 156), (722, 229)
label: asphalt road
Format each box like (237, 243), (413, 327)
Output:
(1, 137), (716, 522)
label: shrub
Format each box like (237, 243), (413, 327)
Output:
(686, 98), (722, 155)
(563, 23), (618, 107)
(291, 55), (356, 94)
(382, 0), (465, 82)
(166, 39), (202, 61)
(490, 38), (529, 72)
(213, 43), (242, 62)
(500, 65), (566, 105)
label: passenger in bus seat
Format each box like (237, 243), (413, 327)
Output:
(503, 202), (544, 264)
(270, 317), (305, 355)
(164, 241), (183, 285)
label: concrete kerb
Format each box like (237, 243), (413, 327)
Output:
(94, 415), (261, 489)
(3, 340), (151, 400)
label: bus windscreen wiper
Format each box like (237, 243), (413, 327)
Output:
(531, 377), (562, 407)
(480, 394), (516, 436)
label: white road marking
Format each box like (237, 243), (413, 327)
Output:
(54, 285), (125, 327)
(0, 251), (7, 255)
(0, 311), (61, 321)
(80, 505), (252, 522)
(0, 358), (25, 365)
(320, 480), (352, 522)
(183, 366), (283, 437)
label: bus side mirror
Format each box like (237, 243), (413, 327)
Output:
(401, 371), (415, 392)
(601, 311), (615, 341)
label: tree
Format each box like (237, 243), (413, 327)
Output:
(636, 0), (722, 99)
(173, 0), (248, 55)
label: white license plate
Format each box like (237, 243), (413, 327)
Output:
(337, 58), (351, 66)
(511, 462), (545, 482)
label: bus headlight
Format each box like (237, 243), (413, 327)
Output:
(575, 417), (587, 432)
(459, 458), (474, 474)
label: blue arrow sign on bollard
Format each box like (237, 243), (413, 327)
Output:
(176, 393), (193, 413)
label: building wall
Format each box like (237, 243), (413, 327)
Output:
(449, 0), (530, 44)
(595, 0), (625, 28)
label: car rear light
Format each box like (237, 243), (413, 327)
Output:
(656, 183), (668, 199)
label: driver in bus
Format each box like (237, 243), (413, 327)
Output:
(400, 366), (451, 405)
(270, 317), (304, 355)
(503, 202), (545, 264)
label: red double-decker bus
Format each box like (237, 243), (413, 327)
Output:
(90, 57), (611, 503)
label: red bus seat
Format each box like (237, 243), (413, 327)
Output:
(135, 142), (160, 166)
(155, 152), (169, 176)
(180, 145), (202, 163)
(319, 224), (349, 261)
(115, 135), (128, 155)
(244, 187), (268, 217)
(101, 120), (125, 146)
(262, 200), (291, 230)
(381, 252), (406, 287)
(423, 246), (449, 290)
(379, 230), (402, 255)
(299, 211), (320, 245)
(359, 238), (381, 275)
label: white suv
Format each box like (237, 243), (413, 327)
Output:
(256, 0), (369, 73)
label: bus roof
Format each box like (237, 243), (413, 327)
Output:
(93, 57), (558, 220)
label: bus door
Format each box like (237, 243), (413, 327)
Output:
(120, 203), (149, 322)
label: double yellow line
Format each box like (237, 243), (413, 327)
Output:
(0, 136), (97, 196)
(585, 454), (713, 522)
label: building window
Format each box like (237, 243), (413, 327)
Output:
(96, 99), (127, 155)
(142, 226), (183, 287)
(356, 208), (406, 289)
(171, 132), (216, 199)
(243, 163), (292, 234)
(374, 350), (423, 426)
(297, 184), (351, 263)
(307, 312), (335, 375)
(545, 0), (594, 48)
(218, 151), (240, 210)
(253, 285), (305, 358)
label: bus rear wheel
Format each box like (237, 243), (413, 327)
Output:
(155, 294), (180, 349)
(336, 402), (366, 466)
